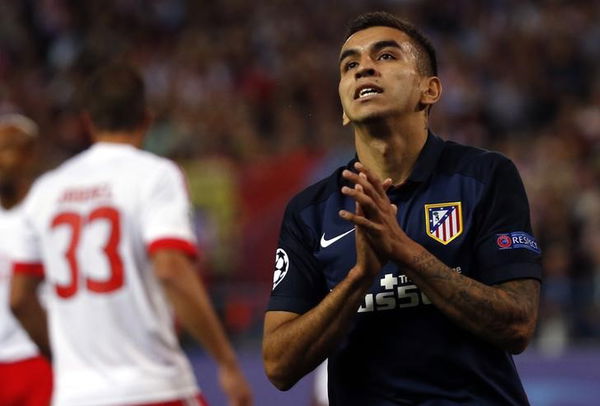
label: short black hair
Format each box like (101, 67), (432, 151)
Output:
(345, 11), (438, 77)
(81, 64), (146, 132)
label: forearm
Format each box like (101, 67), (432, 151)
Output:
(11, 297), (51, 359)
(154, 250), (252, 405)
(161, 270), (238, 367)
(397, 243), (539, 353)
(10, 274), (51, 359)
(263, 267), (371, 390)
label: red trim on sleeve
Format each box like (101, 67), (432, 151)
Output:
(148, 238), (198, 258)
(13, 262), (45, 278)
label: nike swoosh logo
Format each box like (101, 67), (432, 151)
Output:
(320, 228), (355, 248)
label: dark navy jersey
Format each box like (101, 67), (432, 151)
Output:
(267, 132), (542, 405)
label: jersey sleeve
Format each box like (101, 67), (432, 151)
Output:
(9, 202), (45, 278)
(267, 201), (328, 314)
(140, 161), (198, 258)
(473, 157), (542, 285)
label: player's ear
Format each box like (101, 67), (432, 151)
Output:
(420, 76), (442, 108)
(143, 110), (154, 128)
(342, 110), (350, 126)
(81, 112), (98, 141)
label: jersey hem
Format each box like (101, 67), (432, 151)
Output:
(266, 295), (317, 314)
(0, 353), (45, 364)
(481, 261), (542, 285)
(56, 385), (199, 406)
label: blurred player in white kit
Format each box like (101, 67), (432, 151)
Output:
(9, 64), (252, 406)
(0, 114), (52, 405)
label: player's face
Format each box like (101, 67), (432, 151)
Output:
(338, 26), (425, 124)
(0, 128), (33, 184)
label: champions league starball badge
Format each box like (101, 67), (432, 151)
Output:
(272, 248), (290, 290)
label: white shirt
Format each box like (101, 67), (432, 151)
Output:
(0, 204), (41, 362)
(10, 143), (200, 406)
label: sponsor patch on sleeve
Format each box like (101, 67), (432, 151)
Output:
(496, 232), (541, 254)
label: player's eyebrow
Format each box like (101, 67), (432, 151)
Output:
(339, 48), (359, 64)
(371, 40), (403, 53)
(339, 39), (403, 64)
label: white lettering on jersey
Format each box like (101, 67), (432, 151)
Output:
(358, 273), (433, 313)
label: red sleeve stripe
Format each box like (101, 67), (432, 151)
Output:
(13, 262), (45, 278)
(147, 238), (198, 257)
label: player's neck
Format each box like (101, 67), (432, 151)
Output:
(354, 116), (428, 186)
(0, 180), (29, 210)
(93, 131), (144, 148)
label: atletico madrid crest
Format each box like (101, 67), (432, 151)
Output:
(424, 202), (463, 245)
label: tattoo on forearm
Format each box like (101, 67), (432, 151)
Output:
(411, 251), (451, 280)
(409, 249), (539, 348)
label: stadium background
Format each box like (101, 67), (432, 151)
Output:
(1, 0), (599, 405)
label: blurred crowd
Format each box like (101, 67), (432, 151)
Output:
(1, 0), (599, 350)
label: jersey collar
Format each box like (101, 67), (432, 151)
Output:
(92, 141), (138, 150)
(407, 131), (444, 183)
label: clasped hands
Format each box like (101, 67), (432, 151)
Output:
(339, 162), (410, 278)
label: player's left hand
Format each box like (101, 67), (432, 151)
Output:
(339, 162), (412, 264)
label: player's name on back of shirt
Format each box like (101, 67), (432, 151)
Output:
(58, 184), (112, 203)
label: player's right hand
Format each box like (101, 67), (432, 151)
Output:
(340, 163), (410, 266)
(340, 169), (396, 280)
(218, 362), (253, 406)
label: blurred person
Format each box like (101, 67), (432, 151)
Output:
(0, 114), (52, 405)
(263, 12), (541, 405)
(9, 64), (252, 406)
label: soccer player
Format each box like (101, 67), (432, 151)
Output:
(263, 11), (541, 405)
(9, 65), (252, 406)
(0, 114), (52, 405)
